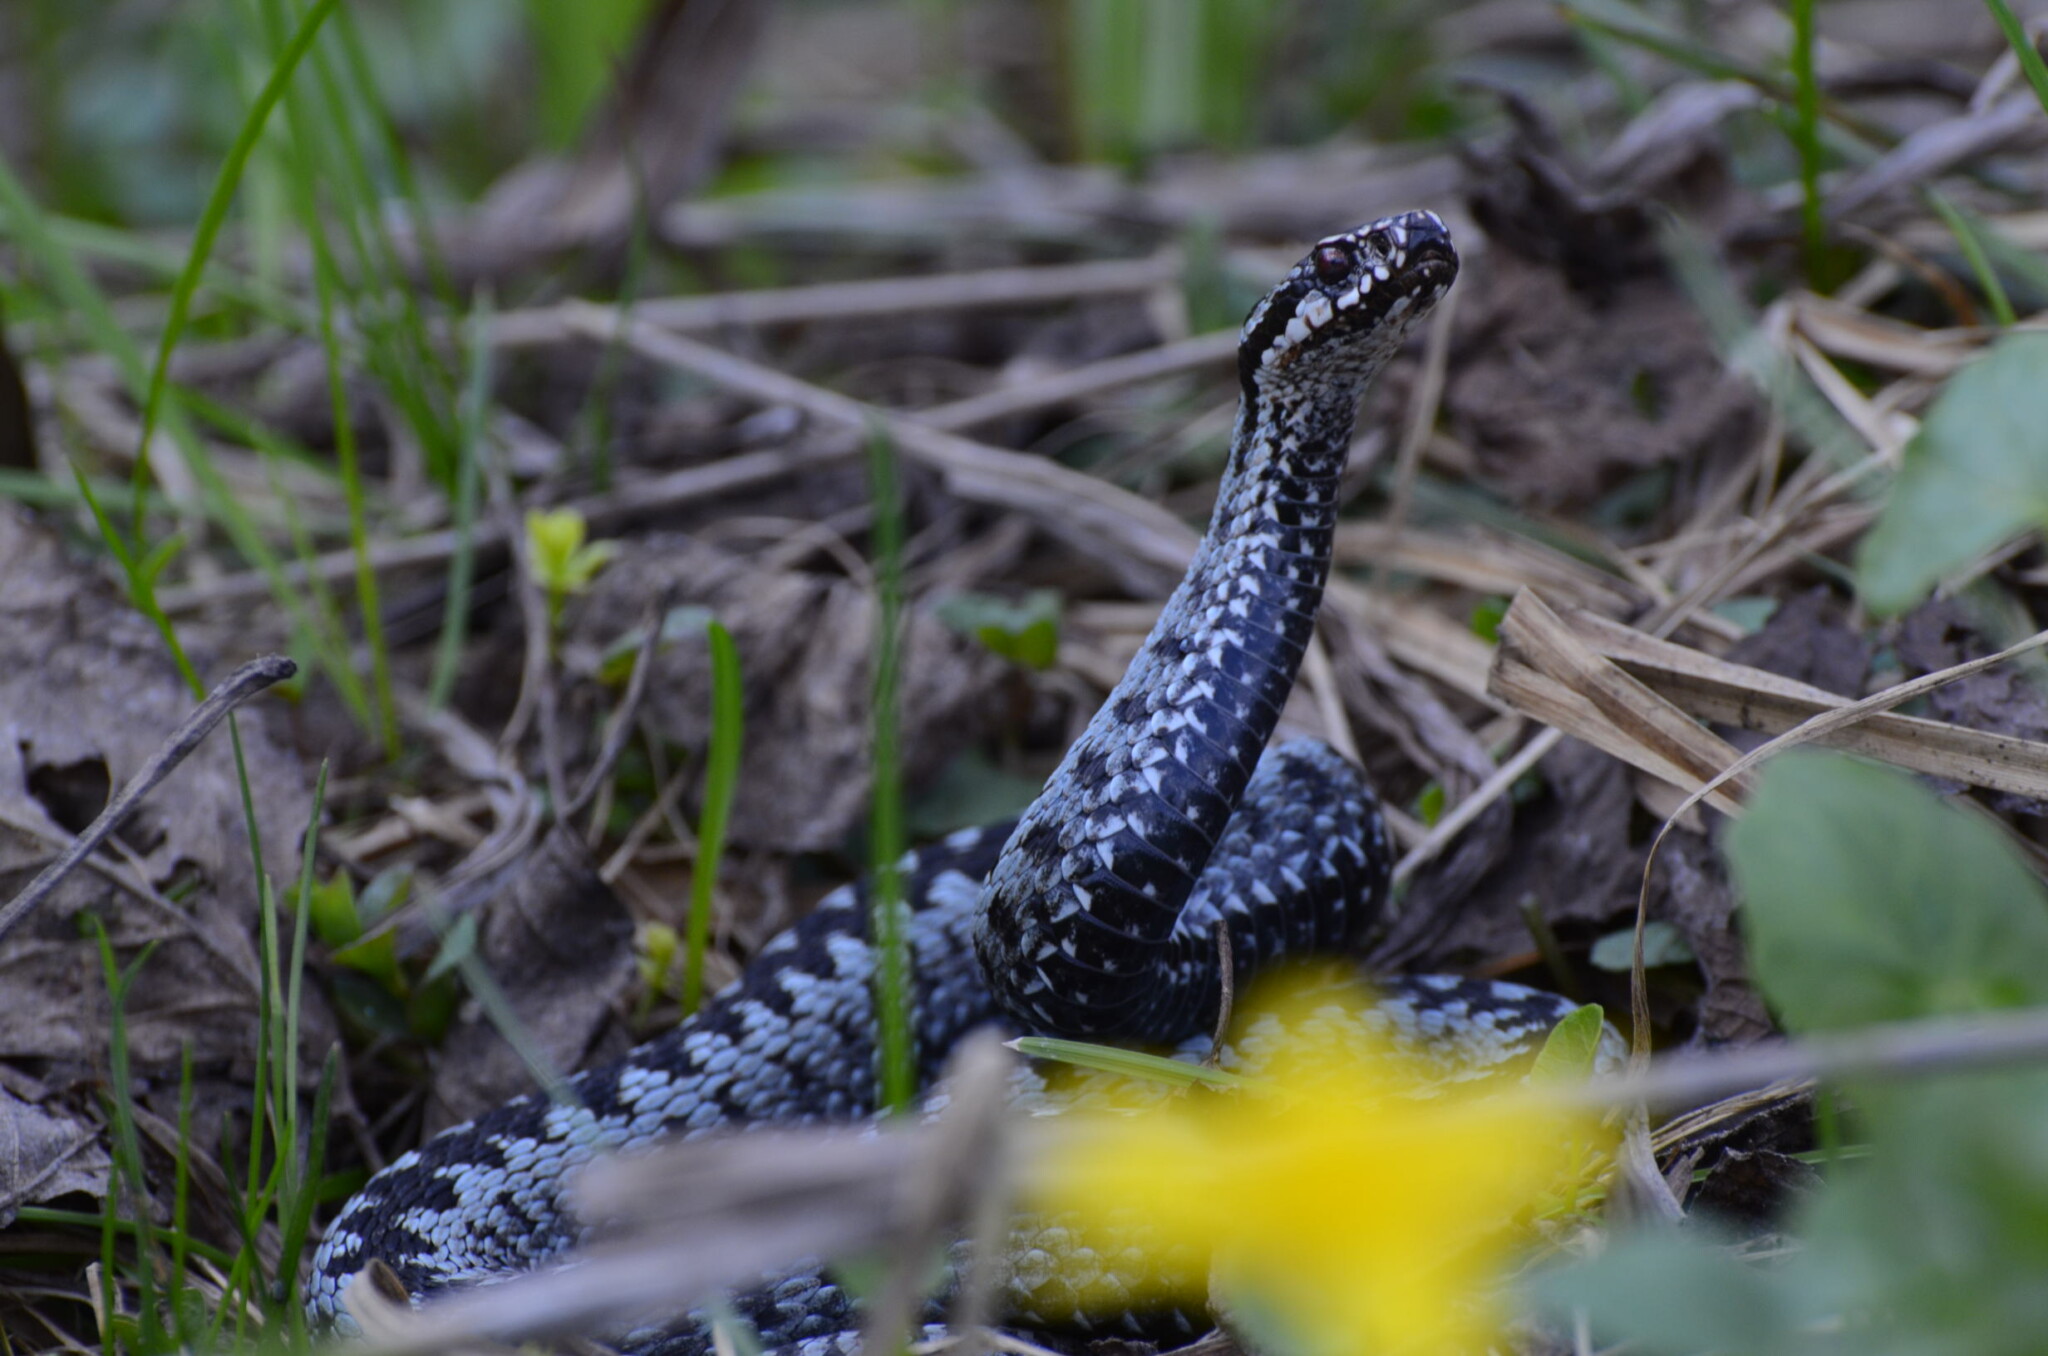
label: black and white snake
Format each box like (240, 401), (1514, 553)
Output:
(308, 211), (1591, 1353)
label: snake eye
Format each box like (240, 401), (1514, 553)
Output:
(1364, 227), (1396, 261)
(1311, 242), (1354, 284)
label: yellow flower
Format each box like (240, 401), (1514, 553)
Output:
(1024, 984), (1610, 1356)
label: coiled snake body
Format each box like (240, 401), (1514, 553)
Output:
(309, 212), (1585, 1352)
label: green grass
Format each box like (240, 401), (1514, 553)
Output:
(1787, 0), (1825, 286)
(866, 424), (915, 1114)
(72, 752), (332, 1352)
(131, 0), (338, 557)
(1927, 191), (2019, 328)
(1982, 0), (2048, 116)
(426, 295), (495, 712)
(682, 620), (746, 1016)
(0, 0), (460, 746)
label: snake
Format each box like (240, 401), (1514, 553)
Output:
(307, 210), (1593, 1353)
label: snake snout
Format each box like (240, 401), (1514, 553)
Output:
(1392, 211), (1458, 286)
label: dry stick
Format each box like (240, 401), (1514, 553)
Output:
(1391, 727), (1560, 888)
(562, 588), (673, 822)
(920, 329), (1236, 432)
(491, 252), (1186, 347)
(1299, 633), (1360, 764)
(558, 303), (1200, 595)
(863, 1032), (1013, 1356)
(0, 803), (263, 998)
(1576, 1000), (2048, 1114)
(0, 655), (298, 945)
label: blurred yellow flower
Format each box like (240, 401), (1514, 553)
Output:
(1025, 987), (1610, 1356)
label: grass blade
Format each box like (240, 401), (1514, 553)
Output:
(1927, 191), (2019, 327)
(1008, 1035), (1251, 1090)
(130, 0), (341, 547)
(428, 295), (495, 711)
(1788, 0), (1825, 284)
(682, 620), (745, 1015)
(1982, 0), (2048, 115)
(867, 424), (914, 1113)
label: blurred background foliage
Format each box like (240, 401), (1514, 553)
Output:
(0, 0), (1489, 232)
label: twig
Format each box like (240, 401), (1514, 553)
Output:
(918, 330), (1236, 433)
(563, 589), (673, 823)
(0, 655), (297, 945)
(492, 253), (1186, 346)
(1205, 922), (1236, 1066)
(559, 304), (1199, 596)
(157, 308), (1232, 613)
(1392, 727), (1560, 889)
(1578, 1001), (2048, 1113)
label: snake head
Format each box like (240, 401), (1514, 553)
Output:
(1237, 210), (1458, 396)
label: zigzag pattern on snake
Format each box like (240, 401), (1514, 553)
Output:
(308, 211), (1592, 1353)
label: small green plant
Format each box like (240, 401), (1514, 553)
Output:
(525, 507), (620, 639)
(935, 590), (1062, 671)
(1857, 334), (2048, 613)
(307, 866), (461, 1042)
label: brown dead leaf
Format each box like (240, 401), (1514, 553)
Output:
(0, 1081), (109, 1226)
(0, 507), (319, 1079)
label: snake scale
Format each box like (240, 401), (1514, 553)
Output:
(308, 211), (1590, 1353)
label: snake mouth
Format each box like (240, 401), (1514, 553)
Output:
(1405, 239), (1457, 290)
(1396, 215), (1459, 295)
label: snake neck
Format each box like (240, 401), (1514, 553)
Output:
(973, 377), (1377, 1040)
(974, 210), (1457, 1042)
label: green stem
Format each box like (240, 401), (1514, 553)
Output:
(683, 621), (745, 1015)
(1789, 0), (1826, 286)
(867, 425), (915, 1113)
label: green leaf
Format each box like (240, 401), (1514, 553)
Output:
(1808, 1067), (2048, 1351)
(305, 872), (360, 949)
(1709, 595), (1779, 635)
(406, 973), (460, 1043)
(1589, 920), (1695, 972)
(328, 929), (400, 993)
(424, 912), (479, 985)
(1468, 597), (1509, 644)
(1857, 334), (2048, 614)
(935, 590), (1062, 670)
(1529, 1004), (1607, 1083)
(1726, 751), (2048, 1031)
(1536, 1229), (1819, 1355)
(356, 866), (413, 925)
(682, 619), (744, 1016)
(1009, 1036), (1250, 1091)
(525, 507), (617, 596)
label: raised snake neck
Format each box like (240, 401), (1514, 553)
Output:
(308, 212), (1584, 1353)
(976, 211), (1455, 1042)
